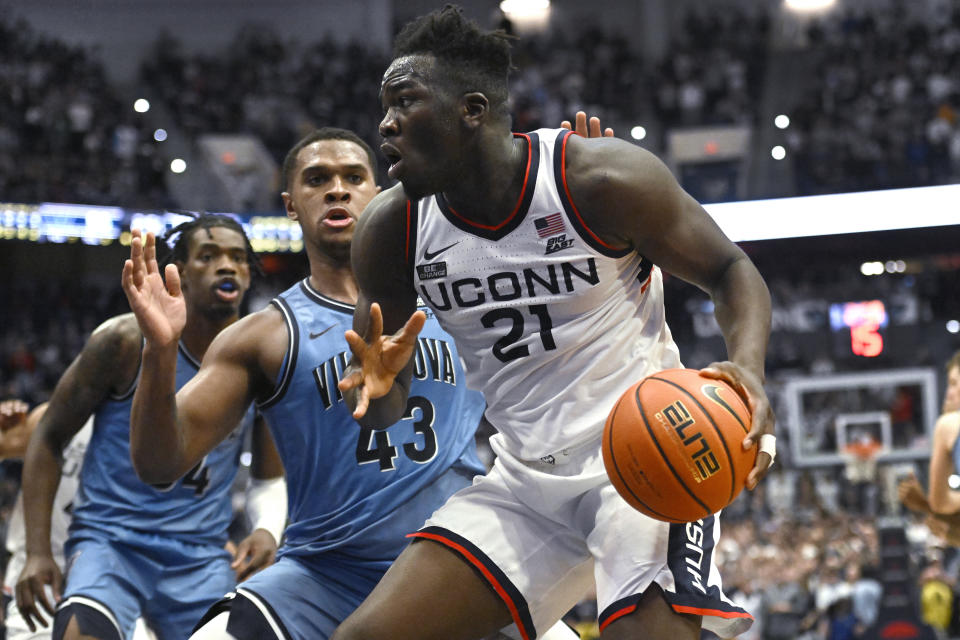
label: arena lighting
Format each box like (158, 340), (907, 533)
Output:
(950, 474), (960, 489)
(169, 158), (187, 173)
(884, 260), (906, 273)
(133, 98), (150, 113)
(630, 126), (647, 141)
(500, 0), (550, 17)
(774, 114), (790, 129)
(947, 320), (960, 334)
(771, 145), (786, 160)
(703, 183), (960, 242)
(3, 185), (955, 250)
(784, 0), (837, 12)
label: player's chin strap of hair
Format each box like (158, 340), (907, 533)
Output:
(759, 433), (777, 466)
(245, 476), (288, 545)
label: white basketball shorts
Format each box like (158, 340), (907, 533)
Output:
(412, 434), (753, 640)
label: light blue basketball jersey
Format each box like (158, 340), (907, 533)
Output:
(71, 343), (249, 547)
(258, 278), (485, 564)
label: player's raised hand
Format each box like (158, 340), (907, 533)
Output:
(230, 528), (278, 581)
(700, 360), (776, 490)
(16, 554), (63, 632)
(121, 229), (186, 348)
(0, 399), (28, 432)
(339, 303), (426, 419)
(561, 111), (615, 138)
(898, 473), (929, 513)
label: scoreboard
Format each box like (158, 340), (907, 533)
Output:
(0, 202), (302, 254)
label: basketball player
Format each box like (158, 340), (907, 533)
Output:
(335, 7), (777, 640)
(16, 214), (286, 640)
(1, 401), (156, 640)
(123, 125), (587, 640)
(898, 350), (960, 534)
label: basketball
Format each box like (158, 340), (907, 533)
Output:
(602, 368), (755, 523)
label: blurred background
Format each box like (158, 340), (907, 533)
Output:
(1, 0), (960, 637)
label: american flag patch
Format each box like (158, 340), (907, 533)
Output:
(534, 212), (565, 238)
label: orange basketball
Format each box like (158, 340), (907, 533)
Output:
(602, 368), (755, 523)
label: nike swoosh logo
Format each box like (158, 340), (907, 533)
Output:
(701, 383), (748, 432)
(309, 325), (337, 339)
(423, 241), (461, 261)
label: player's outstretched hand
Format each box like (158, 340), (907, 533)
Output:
(121, 229), (186, 348)
(338, 303), (426, 419)
(898, 473), (929, 513)
(700, 361), (775, 491)
(561, 111), (614, 138)
(16, 553), (63, 632)
(0, 399), (28, 432)
(230, 528), (278, 581)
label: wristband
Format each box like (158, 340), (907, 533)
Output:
(245, 476), (287, 544)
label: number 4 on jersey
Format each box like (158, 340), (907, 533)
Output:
(149, 458), (210, 496)
(182, 460), (211, 496)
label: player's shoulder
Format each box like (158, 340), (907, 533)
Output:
(937, 410), (960, 438)
(933, 410), (960, 453)
(563, 133), (671, 193)
(86, 313), (143, 356)
(357, 183), (408, 232)
(69, 313), (143, 392)
(354, 183), (410, 269)
(214, 305), (285, 352)
(204, 306), (289, 392)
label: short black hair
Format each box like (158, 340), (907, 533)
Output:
(160, 211), (263, 277)
(281, 127), (378, 192)
(394, 4), (513, 115)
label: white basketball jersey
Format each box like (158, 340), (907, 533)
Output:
(411, 128), (682, 460)
(3, 419), (92, 591)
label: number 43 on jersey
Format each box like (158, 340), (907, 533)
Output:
(355, 395), (438, 471)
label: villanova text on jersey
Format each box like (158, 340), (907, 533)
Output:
(312, 335), (459, 411)
(257, 279), (484, 563)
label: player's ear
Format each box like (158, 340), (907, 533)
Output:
(281, 192), (298, 222)
(462, 92), (488, 129)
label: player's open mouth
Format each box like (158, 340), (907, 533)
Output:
(214, 280), (240, 302)
(323, 207), (353, 228)
(381, 144), (402, 178)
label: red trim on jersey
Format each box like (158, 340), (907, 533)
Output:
(640, 268), (653, 294)
(559, 131), (621, 251)
(598, 604), (637, 631)
(671, 604), (754, 619)
(405, 200), (412, 264)
(444, 133), (533, 232)
(599, 601), (752, 633)
(407, 531), (531, 640)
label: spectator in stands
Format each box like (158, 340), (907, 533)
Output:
(848, 562), (883, 634)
